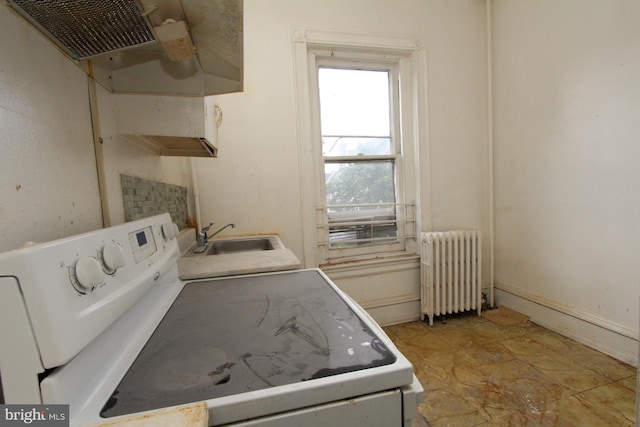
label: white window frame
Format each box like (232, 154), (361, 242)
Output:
(314, 56), (405, 259)
(292, 28), (428, 267)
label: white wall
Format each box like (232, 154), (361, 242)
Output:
(492, 0), (640, 364)
(2, 0), (637, 368)
(0, 4), (192, 252)
(97, 89), (195, 226)
(192, 0), (489, 325)
(196, 0), (490, 265)
(0, 5), (102, 252)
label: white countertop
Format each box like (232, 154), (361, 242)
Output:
(176, 234), (302, 280)
(178, 249), (302, 280)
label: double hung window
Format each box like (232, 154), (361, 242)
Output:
(294, 31), (423, 266)
(312, 54), (413, 261)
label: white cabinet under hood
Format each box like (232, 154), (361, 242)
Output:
(116, 95), (221, 157)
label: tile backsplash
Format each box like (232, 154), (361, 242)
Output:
(121, 175), (188, 229)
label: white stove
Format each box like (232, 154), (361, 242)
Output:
(0, 213), (423, 426)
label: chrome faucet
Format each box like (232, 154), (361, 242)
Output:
(209, 223), (237, 239)
(194, 222), (236, 253)
(195, 222), (214, 250)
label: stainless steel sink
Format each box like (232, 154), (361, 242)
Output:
(186, 236), (283, 257)
(208, 238), (274, 255)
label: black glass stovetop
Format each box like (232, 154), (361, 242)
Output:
(101, 270), (395, 418)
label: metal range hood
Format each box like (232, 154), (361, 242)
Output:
(7, 0), (243, 97)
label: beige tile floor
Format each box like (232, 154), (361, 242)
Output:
(385, 307), (637, 427)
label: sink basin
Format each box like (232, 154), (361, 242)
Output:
(208, 238), (274, 255)
(186, 236), (283, 257)
(178, 234), (302, 279)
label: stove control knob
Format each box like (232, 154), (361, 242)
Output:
(162, 222), (178, 240)
(103, 242), (125, 270)
(75, 257), (104, 290)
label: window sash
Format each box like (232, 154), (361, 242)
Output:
(316, 203), (416, 260)
(322, 135), (392, 157)
(324, 155), (398, 247)
(307, 49), (417, 263)
(327, 203), (399, 248)
(317, 62), (403, 259)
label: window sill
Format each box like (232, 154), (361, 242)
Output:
(319, 251), (419, 272)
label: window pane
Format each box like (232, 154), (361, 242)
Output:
(318, 67), (398, 250)
(322, 136), (391, 157)
(325, 161), (395, 207)
(318, 68), (390, 137)
(325, 161), (397, 248)
(328, 220), (397, 248)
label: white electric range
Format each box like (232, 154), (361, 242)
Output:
(0, 213), (423, 426)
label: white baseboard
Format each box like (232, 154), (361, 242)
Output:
(366, 300), (421, 327)
(495, 282), (638, 367)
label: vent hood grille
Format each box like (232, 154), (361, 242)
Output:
(9, 0), (155, 60)
(7, 0), (243, 96)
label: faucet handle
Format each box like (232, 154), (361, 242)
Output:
(201, 222), (214, 233)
